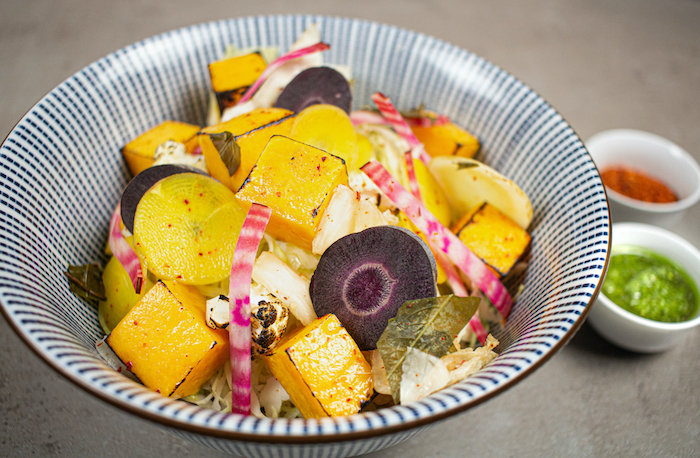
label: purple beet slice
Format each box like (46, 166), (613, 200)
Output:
(274, 66), (352, 113)
(120, 164), (205, 233)
(309, 225), (437, 350)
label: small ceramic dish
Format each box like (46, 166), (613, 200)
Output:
(586, 129), (700, 227)
(588, 223), (700, 353)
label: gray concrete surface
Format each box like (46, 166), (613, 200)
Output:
(2, 0), (700, 456)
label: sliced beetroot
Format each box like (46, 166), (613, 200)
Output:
(120, 164), (205, 233)
(309, 225), (437, 350)
(274, 67), (352, 113)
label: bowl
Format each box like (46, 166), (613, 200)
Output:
(0, 15), (610, 457)
(586, 128), (700, 227)
(587, 223), (700, 353)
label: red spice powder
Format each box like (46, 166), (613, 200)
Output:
(601, 166), (678, 203)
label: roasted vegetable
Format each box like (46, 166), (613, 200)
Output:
(208, 52), (267, 113)
(107, 280), (229, 398)
(121, 120), (200, 176)
(98, 256), (153, 332)
(410, 116), (481, 159)
(274, 66), (352, 113)
(452, 202), (531, 279)
(133, 173), (246, 284)
(310, 225), (437, 350)
(236, 135), (348, 251)
(120, 164), (206, 233)
(196, 107), (296, 191)
(264, 314), (373, 418)
(289, 104), (372, 171)
(429, 156), (533, 230)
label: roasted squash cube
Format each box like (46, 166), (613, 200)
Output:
(236, 135), (348, 250)
(411, 120), (480, 159)
(121, 120), (200, 176)
(452, 202), (531, 278)
(199, 107), (293, 137)
(265, 314), (373, 418)
(194, 108), (296, 191)
(106, 280), (228, 398)
(208, 52), (267, 112)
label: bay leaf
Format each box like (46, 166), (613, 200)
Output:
(64, 263), (106, 305)
(210, 131), (241, 175)
(376, 295), (480, 404)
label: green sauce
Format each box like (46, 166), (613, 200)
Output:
(602, 245), (699, 322)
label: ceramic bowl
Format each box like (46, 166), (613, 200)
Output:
(587, 223), (700, 353)
(0, 15), (610, 458)
(586, 129), (700, 227)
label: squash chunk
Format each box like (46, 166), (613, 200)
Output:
(411, 121), (480, 159)
(200, 107), (292, 137)
(195, 108), (296, 191)
(106, 280), (228, 398)
(208, 52), (267, 112)
(265, 314), (373, 418)
(452, 202), (531, 278)
(121, 121), (201, 176)
(236, 135), (348, 250)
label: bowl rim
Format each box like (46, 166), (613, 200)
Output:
(598, 222), (700, 331)
(586, 128), (700, 213)
(0, 14), (610, 444)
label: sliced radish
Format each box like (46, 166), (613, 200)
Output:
(351, 109), (450, 128)
(108, 204), (144, 294)
(404, 151), (421, 199)
(361, 160), (513, 319)
(350, 110), (389, 127)
(371, 92), (433, 165)
(403, 151), (487, 344)
(404, 113), (450, 128)
(228, 203), (272, 415)
(238, 42), (330, 105)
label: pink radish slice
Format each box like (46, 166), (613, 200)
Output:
(361, 160), (513, 319)
(350, 109), (450, 128)
(371, 92), (433, 165)
(238, 42), (331, 105)
(404, 113), (450, 128)
(350, 110), (389, 127)
(108, 204), (144, 294)
(403, 152), (487, 344)
(404, 151), (421, 199)
(229, 203), (272, 415)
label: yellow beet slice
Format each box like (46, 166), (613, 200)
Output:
(107, 280), (229, 398)
(412, 157), (452, 228)
(121, 120), (201, 176)
(264, 314), (373, 418)
(289, 104), (372, 171)
(133, 173), (246, 284)
(98, 256), (154, 333)
(236, 135), (348, 251)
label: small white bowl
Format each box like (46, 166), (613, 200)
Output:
(588, 223), (700, 352)
(586, 129), (700, 227)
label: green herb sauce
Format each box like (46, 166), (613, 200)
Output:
(602, 245), (699, 322)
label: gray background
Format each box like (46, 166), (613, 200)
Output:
(2, 0), (700, 456)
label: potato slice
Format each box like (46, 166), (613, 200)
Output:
(428, 156), (532, 229)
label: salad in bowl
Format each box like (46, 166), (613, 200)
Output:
(78, 24), (533, 419)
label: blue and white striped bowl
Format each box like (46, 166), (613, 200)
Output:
(0, 15), (610, 458)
